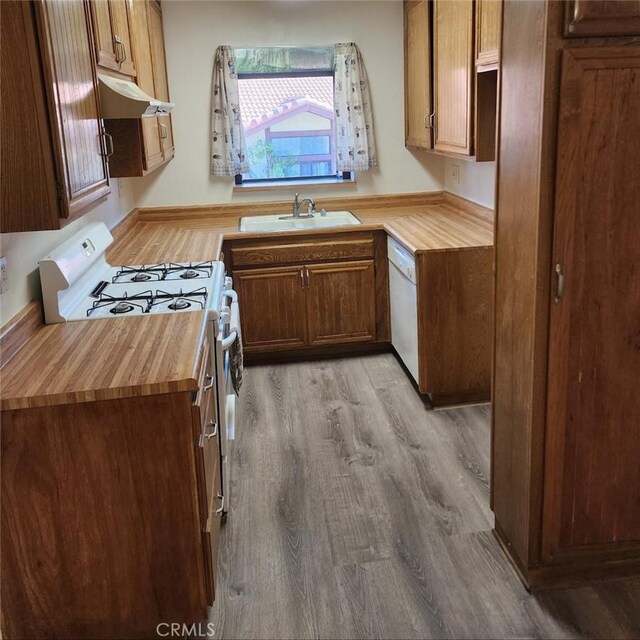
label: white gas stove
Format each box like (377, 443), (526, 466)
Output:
(39, 222), (226, 323)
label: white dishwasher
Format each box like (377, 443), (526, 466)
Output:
(388, 237), (419, 383)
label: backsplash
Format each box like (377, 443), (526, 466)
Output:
(0, 179), (136, 327)
(443, 157), (497, 209)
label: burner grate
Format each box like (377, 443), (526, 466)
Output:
(112, 261), (214, 283)
(148, 287), (208, 313)
(87, 287), (209, 316)
(87, 290), (153, 317)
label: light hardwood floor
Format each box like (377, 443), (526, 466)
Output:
(208, 354), (640, 639)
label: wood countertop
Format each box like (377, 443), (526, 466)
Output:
(111, 192), (493, 264)
(1, 312), (206, 410)
(1, 192), (493, 410)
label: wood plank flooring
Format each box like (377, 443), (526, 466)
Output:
(208, 354), (640, 639)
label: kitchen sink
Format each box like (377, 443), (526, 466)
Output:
(239, 210), (361, 233)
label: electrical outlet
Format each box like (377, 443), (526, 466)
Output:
(451, 164), (460, 184)
(0, 256), (8, 294)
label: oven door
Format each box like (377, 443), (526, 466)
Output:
(213, 291), (240, 513)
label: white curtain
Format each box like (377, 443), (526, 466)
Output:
(211, 46), (249, 177)
(333, 43), (377, 172)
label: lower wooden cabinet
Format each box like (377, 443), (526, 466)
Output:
(227, 232), (388, 356)
(1, 349), (221, 637)
(234, 266), (309, 351)
(416, 246), (493, 405)
(306, 261), (376, 346)
(235, 259), (376, 352)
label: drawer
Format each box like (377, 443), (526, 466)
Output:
(202, 457), (222, 605)
(193, 341), (214, 432)
(230, 233), (375, 267)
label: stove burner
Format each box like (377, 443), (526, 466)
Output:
(131, 272), (152, 282)
(180, 269), (199, 279)
(168, 299), (191, 311)
(110, 302), (135, 315)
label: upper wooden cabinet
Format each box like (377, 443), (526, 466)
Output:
(404, 0), (500, 160)
(564, 0), (640, 37)
(105, 0), (174, 177)
(476, 0), (502, 67)
(433, 0), (474, 156)
(404, 0), (433, 150)
(1, 0), (111, 232)
(89, 0), (137, 77)
(147, 0), (174, 159)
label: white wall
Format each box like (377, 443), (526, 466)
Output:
(443, 157), (496, 209)
(0, 180), (136, 326)
(132, 0), (444, 207)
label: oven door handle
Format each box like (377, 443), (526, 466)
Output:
(220, 330), (237, 351)
(220, 300), (240, 351)
(222, 288), (238, 303)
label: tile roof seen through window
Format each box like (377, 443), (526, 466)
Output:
(238, 76), (334, 127)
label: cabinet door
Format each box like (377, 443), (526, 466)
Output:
(37, 0), (110, 218)
(148, 1), (174, 159)
(90, 0), (136, 77)
(404, 0), (433, 149)
(234, 266), (308, 352)
(433, 0), (474, 156)
(306, 260), (376, 346)
(1, 1), (60, 232)
(129, 0), (163, 170)
(542, 47), (640, 562)
(476, 0), (502, 67)
(564, 0), (640, 37)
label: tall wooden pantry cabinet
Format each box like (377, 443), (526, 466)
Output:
(492, 0), (640, 588)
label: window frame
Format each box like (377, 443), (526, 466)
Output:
(236, 67), (352, 186)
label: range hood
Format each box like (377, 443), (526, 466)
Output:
(98, 74), (174, 118)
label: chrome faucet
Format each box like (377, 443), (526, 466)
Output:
(280, 193), (316, 220)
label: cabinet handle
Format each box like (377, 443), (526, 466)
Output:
(215, 493), (224, 516)
(429, 112), (436, 130)
(102, 131), (114, 158)
(300, 269), (305, 288)
(114, 34), (123, 63)
(305, 267), (310, 288)
(554, 263), (564, 303)
(114, 36), (127, 66)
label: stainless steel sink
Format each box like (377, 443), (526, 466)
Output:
(239, 210), (361, 233)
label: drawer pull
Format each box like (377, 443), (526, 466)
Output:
(203, 374), (214, 392)
(198, 421), (218, 447)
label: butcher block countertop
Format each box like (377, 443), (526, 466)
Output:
(1, 192), (493, 411)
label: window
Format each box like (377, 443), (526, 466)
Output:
(234, 46), (350, 185)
